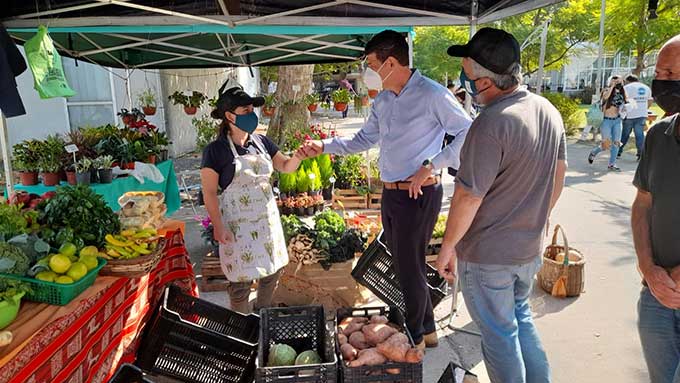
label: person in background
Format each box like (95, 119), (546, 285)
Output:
(619, 74), (653, 161)
(200, 84), (303, 314)
(588, 76), (627, 171)
(631, 34), (680, 383)
(437, 27), (567, 383)
(338, 72), (354, 118)
(301, 30), (472, 350)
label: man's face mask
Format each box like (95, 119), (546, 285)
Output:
(362, 59), (394, 90)
(652, 79), (680, 115)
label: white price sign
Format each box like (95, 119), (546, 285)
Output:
(292, 85), (301, 92)
(64, 144), (79, 153)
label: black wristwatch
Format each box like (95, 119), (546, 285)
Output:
(422, 159), (434, 170)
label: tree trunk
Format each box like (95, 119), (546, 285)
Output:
(634, 49), (646, 76)
(266, 64), (314, 148)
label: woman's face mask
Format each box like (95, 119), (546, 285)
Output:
(232, 111), (259, 134)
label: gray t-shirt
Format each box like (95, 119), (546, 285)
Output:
(456, 89), (567, 265)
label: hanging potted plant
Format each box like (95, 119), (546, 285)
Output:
(303, 93), (320, 112)
(138, 89), (157, 116)
(368, 89), (380, 99)
(12, 140), (42, 186)
(169, 91), (206, 115)
(331, 89), (351, 112)
(38, 135), (66, 187)
(94, 155), (115, 184)
(263, 94), (277, 117)
(75, 158), (93, 185)
(117, 108), (145, 127)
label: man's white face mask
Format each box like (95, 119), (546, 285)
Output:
(361, 59), (392, 90)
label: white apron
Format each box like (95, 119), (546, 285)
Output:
(219, 135), (289, 282)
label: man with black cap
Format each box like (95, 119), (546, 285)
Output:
(436, 28), (567, 382)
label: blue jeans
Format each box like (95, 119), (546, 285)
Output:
(459, 257), (550, 383)
(591, 117), (622, 166)
(638, 287), (680, 383)
(620, 117), (646, 156)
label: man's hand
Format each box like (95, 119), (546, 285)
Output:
(669, 265), (680, 288)
(408, 166), (432, 199)
(436, 241), (457, 283)
(642, 264), (680, 309)
(213, 224), (235, 245)
(301, 140), (323, 158)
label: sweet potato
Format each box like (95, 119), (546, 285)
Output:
(338, 333), (348, 346)
(405, 348), (424, 364)
(341, 343), (358, 361)
(386, 368), (401, 375)
(370, 315), (389, 324)
(349, 331), (370, 350)
(362, 323), (398, 346)
(376, 333), (410, 362)
(339, 317), (368, 336)
(348, 348), (386, 367)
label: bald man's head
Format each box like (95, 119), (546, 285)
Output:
(652, 34), (680, 114)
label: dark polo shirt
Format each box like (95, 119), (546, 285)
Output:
(633, 114), (680, 268)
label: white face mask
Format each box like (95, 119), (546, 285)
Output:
(361, 60), (393, 90)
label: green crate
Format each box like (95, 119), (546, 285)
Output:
(0, 258), (107, 306)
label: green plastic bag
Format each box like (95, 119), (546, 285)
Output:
(24, 25), (76, 99)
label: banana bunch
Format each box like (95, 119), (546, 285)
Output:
(104, 228), (159, 260)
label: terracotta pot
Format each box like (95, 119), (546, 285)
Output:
(334, 102), (348, 112)
(19, 172), (38, 186)
(263, 106), (276, 117)
(368, 89), (379, 99)
(66, 171), (77, 185)
(142, 106), (157, 116)
(184, 106), (197, 115)
(125, 162), (136, 170)
(41, 172), (60, 186)
(147, 154), (157, 164)
(307, 104), (318, 112)
(362, 96), (370, 106)
(122, 115), (135, 126)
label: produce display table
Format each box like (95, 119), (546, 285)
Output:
(12, 161), (181, 216)
(0, 230), (197, 383)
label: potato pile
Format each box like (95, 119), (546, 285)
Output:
(337, 315), (423, 368)
(118, 192), (167, 229)
(287, 234), (325, 265)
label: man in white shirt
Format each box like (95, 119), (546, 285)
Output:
(619, 74), (653, 160)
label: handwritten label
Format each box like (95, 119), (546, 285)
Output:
(292, 85), (301, 92)
(64, 144), (79, 153)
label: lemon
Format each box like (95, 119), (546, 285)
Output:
(55, 276), (74, 284)
(79, 246), (99, 258)
(58, 242), (77, 258)
(79, 255), (98, 271)
(35, 270), (58, 282)
(49, 254), (72, 274)
(66, 262), (88, 281)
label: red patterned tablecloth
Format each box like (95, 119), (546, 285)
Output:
(0, 230), (197, 383)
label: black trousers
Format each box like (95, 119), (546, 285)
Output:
(380, 184), (443, 343)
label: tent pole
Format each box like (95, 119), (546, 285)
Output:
(464, 1), (478, 114)
(596, 0), (606, 97)
(408, 31), (414, 68)
(536, 19), (550, 95)
(0, 112), (14, 199)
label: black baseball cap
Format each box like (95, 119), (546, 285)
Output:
(212, 85), (264, 119)
(447, 28), (521, 75)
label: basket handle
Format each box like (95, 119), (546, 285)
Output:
(551, 225), (570, 266)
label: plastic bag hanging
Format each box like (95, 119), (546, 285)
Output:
(24, 25), (76, 99)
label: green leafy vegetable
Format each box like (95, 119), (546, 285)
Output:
(432, 214), (448, 239)
(280, 214), (310, 243)
(0, 242), (31, 276)
(0, 204), (38, 241)
(313, 209), (346, 252)
(0, 280), (31, 304)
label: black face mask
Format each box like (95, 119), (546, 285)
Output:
(652, 79), (680, 115)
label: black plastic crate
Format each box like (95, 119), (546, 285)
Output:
(351, 232), (447, 313)
(109, 364), (154, 383)
(336, 306), (422, 383)
(256, 305), (337, 382)
(436, 362), (478, 383)
(136, 285), (260, 383)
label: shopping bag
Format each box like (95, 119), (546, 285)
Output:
(24, 25), (76, 99)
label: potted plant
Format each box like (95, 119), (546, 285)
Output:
(150, 130), (171, 162)
(317, 154), (334, 200)
(368, 89), (380, 99)
(278, 171), (297, 201)
(65, 164), (77, 185)
(117, 141), (135, 170)
(168, 91), (206, 115)
(138, 89), (157, 115)
(263, 94), (277, 117)
(12, 140), (42, 186)
(38, 135), (66, 187)
(308, 160), (323, 198)
(303, 93), (320, 112)
(94, 155), (115, 184)
(331, 89), (351, 112)
(75, 158), (93, 185)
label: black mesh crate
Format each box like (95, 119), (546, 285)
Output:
(351, 232), (447, 313)
(136, 285), (260, 383)
(109, 363), (154, 383)
(436, 362), (478, 383)
(256, 305), (337, 382)
(336, 306), (422, 383)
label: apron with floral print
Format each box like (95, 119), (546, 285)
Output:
(219, 134), (289, 282)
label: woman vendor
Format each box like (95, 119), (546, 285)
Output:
(200, 84), (303, 313)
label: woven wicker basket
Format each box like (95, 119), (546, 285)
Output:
(537, 225), (585, 297)
(100, 238), (166, 278)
